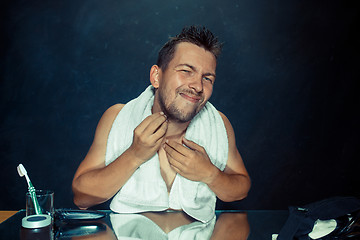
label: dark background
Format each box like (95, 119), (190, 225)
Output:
(1, 0), (359, 211)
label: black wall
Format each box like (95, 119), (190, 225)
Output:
(1, 0), (359, 210)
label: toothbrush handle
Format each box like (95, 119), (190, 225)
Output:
(28, 182), (42, 215)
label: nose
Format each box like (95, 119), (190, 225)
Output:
(188, 74), (203, 93)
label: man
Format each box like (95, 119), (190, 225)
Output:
(72, 26), (250, 223)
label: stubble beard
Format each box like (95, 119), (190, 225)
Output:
(158, 88), (203, 123)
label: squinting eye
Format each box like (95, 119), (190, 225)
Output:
(203, 77), (213, 83)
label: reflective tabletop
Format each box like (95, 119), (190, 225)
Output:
(0, 209), (288, 239)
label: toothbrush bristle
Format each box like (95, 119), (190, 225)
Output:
(17, 164), (26, 177)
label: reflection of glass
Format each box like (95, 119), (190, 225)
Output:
(110, 211), (216, 239)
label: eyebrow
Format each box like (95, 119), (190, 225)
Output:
(175, 64), (216, 78)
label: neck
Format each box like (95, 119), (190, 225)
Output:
(151, 101), (190, 140)
(165, 120), (189, 140)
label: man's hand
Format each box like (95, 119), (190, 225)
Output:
(163, 137), (218, 184)
(129, 112), (168, 164)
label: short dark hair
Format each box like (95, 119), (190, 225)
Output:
(156, 25), (222, 71)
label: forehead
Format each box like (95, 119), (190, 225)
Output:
(170, 42), (217, 71)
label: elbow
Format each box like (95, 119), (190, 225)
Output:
(221, 177), (251, 202)
(220, 192), (248, 202)
(237, 191), (249, 201)
(217, 187), (249, 202)
(72, 187), (90, 210)
(73, 190), (102, 210)
(73, 196), (90, 210)
(72, 180), (92, 210)
(73, 194), (109, 210)
(72, 183), (109, 209)
(235, 177), (251, 201)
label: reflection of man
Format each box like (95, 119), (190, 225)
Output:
(72, 25), (251, 222)
(110, 212), (215, 239)
(111, 212), (249, 240)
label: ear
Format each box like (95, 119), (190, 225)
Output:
(150, 65), (161, 88)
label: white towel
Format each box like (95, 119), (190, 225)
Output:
(105, 85), (228, 223)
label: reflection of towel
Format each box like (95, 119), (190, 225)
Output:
(105, 85), (228, 223)
(109, 213), (216, 240)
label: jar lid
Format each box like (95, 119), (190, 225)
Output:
(22, 214), (51, 228)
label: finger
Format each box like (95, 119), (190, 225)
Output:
(153, 120), (168, 143)
(163, 142), (187, 163)
(169, 162), (182, 174)
(164, 140), (188, 157)
(166, 151), (184, 171)
(143, 112), (167, 135)
(136, 112), (165, 133)
(166, 139), (196, 159)
(182, 137), (203, 152)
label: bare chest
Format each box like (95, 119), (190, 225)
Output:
(158, 147), (177, 192)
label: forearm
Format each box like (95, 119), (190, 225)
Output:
(205, 167), (251, 202)
(72, 148), (143, 209)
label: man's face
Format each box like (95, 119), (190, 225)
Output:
(155, 42), (217, 123)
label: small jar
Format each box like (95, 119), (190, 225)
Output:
(20, 214), (53, 240)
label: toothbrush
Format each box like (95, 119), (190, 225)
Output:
(17, 164), (42, 215)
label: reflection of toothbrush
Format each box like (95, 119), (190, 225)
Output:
(17, 164), (42, 215)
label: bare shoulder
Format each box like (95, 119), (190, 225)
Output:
(218, 111), (235, 138)
(218, 111), (229, 122)
(103, 104), (125, 121)
(217, 110), (248, 175)
(94, 104), (125, 141)
(73, 103), (126, 177)
(98, 104), (125, 127)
